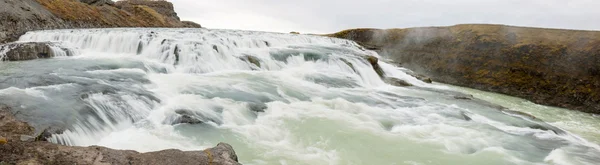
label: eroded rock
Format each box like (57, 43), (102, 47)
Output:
(0, 42), (59, 61)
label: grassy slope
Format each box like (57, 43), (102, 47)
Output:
(36, 0), (172, 27)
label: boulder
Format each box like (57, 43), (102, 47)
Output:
(240, 55), (261, 68)
(290, 32), (300, 34)
(384, 77), (412, 87)
(172, 114), (203, 125)
(365, 55), (385, 78)
(247, 102), (267, 113)
(0, 42), (68, 61)
(170, 109), (222, 125)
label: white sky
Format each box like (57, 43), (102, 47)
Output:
(172, 0), (600, 34)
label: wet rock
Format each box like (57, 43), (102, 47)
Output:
(453, 95), (474, 100)
(171, 109), (222, 125)
(213, 45), (219, 52)
(406, 72), (433, 83)
(384, 77), (412, 87)
(241, 55), (261, 68)
(501, 109), (537, 120)
(35, 127), (65, 142)
(460, 111), (472, 121)
(248, 102), (267, 113)
(339, 58), (357, 73)
(172, 114), (203, 125)
(0, 42), (58, 61)
(365, 55), (385, 78)
(171, 109), (204, 125)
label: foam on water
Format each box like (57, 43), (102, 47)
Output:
(0, 28), (598, 164)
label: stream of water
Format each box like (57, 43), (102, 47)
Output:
(0, 28), (599, 165)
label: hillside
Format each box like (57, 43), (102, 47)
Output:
(329, 24), (600, 114)
(0, 0), (201, 44)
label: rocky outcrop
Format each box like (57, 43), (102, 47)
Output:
(0, 0), (201, 44)
(329, 24), (600, 114)
(0, 106), (241, 165)
(0, 42), (71, 61)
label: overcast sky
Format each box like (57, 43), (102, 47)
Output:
(172, 0), (600, 34)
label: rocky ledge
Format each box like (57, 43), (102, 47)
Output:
(0, 106), (241, 165)
(0, 42), (73, 61)
(329, 24), (600, 114)
(0, 0), (201, 44)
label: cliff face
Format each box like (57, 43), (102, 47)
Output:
(329, 24), (600, 114)
(0, 0), (201, 44)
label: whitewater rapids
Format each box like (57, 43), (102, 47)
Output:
(1, 28), (599, 165)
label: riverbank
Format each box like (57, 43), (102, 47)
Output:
(328, 24), (600, 114)
(0, 105), (240, 165)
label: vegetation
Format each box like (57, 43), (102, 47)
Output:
(35, 0), (188, 27)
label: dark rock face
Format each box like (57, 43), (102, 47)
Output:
(0, 106), (241, 165)
(329, 24), (600, 114)
(0, 42), (67, 61)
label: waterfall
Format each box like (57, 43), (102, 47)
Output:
(1, 28), (598, 165)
